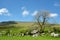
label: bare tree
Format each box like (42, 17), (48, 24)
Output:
(34, 11), (50, 33)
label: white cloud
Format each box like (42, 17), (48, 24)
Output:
(54, 3), (60, 6)
(0, 8), (11, 16)
(21, 7), (29, 16)
(32, 11), (58, 18)
(32, 11), (38, 16)
(49, 13), (58, 17)
(22, 10), (29, 16)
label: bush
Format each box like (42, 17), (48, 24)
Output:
(52, 27), (60, 33)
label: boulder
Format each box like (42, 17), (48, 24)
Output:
(32, 33), (39, 37)
(31, 30), (38, 34)
(21, 33), (24, 36)
(41, 33), (45, 36)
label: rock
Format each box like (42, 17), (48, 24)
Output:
(7, 34), (12, 36)
(13, 33), (20, 36)
(42, 33), (45, 35)
(32, 33), (39, 37)
(25, 32), (29, 35)
(0, 33), (2, 36)
(41, 33), (45, 36)
(31, 30), (38, 34)
(48, 30), (51, 33)
(21, 33), (24, 36)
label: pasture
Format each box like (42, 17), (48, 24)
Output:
(0, 22), (60, 40)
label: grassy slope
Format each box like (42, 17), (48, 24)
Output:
(0, 22), (60, 34)
(0, 22), (60, 40)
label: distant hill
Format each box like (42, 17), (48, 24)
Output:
(0, 21), (17, 26)
(0, 21), (59, 30)
(0, 21), (59, 28)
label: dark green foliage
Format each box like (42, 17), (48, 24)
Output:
(0, 21), (17, 26)
(52, 27), (60, 33)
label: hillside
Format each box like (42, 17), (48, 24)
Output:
(0, 21), (59, 27)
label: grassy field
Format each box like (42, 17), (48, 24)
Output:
(0, 21), (60, 40)
(0, 35), (60, 40)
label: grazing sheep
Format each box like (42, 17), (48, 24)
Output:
(51, 32), (55, 36)
(54, 34), (59, 37)
(51, 32), (60, 37)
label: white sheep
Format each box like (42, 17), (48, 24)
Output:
(54, 34), (59, 37)
(51, 32), (55, 36)
(51, 32), (59, 37)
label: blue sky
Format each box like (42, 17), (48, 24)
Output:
(0, 0), (60, 24)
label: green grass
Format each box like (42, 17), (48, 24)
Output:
(0, 35), (60, 40)
(0, 22), (60, 40)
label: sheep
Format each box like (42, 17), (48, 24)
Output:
(54, 34), (59, 37)
(51, 32), (60, 37)
(51, 32), (55, 36)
